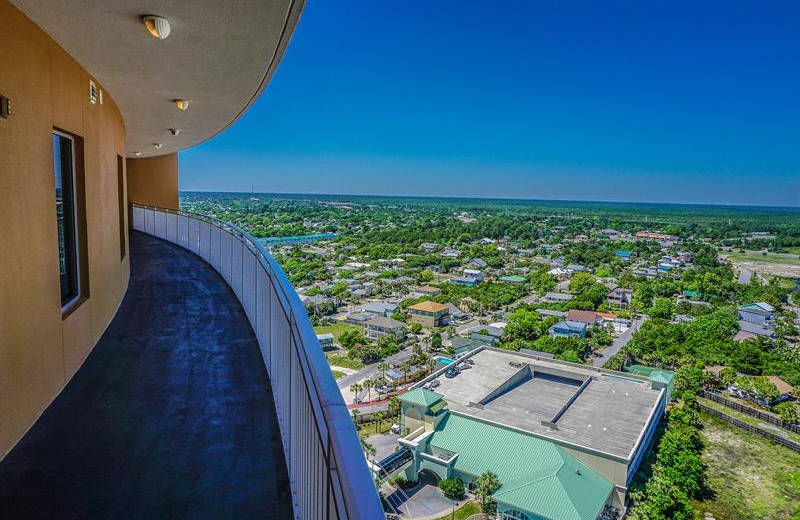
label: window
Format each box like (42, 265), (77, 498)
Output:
(502, 510), (530, 520)
(53, 132), (79, 307)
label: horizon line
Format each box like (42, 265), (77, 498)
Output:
(178, 189), (800, 211)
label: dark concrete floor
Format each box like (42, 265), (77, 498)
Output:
(0, 231), (291, 520)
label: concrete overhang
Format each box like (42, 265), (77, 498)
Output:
(11, 0), (305, 158)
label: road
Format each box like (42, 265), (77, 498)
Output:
(336, 346), (415, 403)
(593, 316), (646, 367)
(738, 267), (752, 285)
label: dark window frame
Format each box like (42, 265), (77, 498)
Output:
(53, 128), (89, 318)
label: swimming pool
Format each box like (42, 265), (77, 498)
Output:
(436, 357), (455, 364)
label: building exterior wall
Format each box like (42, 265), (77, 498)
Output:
(126, 153), (179, 212)
(0, 0), (128, 458)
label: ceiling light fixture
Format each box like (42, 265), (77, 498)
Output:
(169, 128), (180, 136)
(134, 151), (142, 157)
(142, 15), (171, 40)
(154, 143), (163, 149)
(174, 99), (189, 111)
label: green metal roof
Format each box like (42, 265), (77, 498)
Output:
(499, 275), (527, 283)
(426, 413), (613, 520)
(399, 387), (443, 407)
(428, 400), (448, 414)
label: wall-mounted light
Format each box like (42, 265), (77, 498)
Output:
(169, 128), (180, 136)
(153, 143), (163, 149)
(142, 15), (171, 40)
(174, 99), (189, 111)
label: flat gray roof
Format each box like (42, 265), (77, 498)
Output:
(430, 349), (662, 458)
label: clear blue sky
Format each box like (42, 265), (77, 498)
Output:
(180, 1), (799, 206)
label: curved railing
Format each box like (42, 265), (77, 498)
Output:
(131, 204), (383, 520)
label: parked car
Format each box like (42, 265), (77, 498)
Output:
(445, 368), (460, 378)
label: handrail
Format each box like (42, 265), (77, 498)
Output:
(131, 204), (383, 520)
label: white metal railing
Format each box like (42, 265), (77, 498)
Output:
(131, 204), (383, 520)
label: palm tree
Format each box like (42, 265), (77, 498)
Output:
(350, 382), (362, 404)
(364, 379), (373, 403)
(373, 411), (385, 433)
(378, 362), (390, 380)
(475, 471), (500, 514)
(351, 408), (361, 430)
(426, 358), (436, 374)
(400, 362), (412, 383)
(362, 438), (376, 466)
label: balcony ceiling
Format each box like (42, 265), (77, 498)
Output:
(12, 0), (304, 158)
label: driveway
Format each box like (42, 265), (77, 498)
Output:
(365, 432), (400, 461)
(384, 471), (456, 519)
(593, 316), (646, 367)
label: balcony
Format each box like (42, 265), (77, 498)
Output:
(0, 205), (382, 519)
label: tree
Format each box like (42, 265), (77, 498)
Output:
(431, 331), (442, 350)
(475, 471), (500, 514)
(351, 408), (361, 429)
(648, 298), (674, 320)
(350, 382), (362, 404)
(378, 362), (390, 379)
(439, 477), (464, 500)
(775, 402), (798, 424)
(373, 411), (386, 432)
(400, 362), (412, 382)
(388, 396), (401, 418)
(568, 272), (596, 295)
(411, 323), (422, 334)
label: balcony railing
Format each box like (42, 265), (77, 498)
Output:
(131, 204), (383, 520)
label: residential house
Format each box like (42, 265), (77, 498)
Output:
(408, 301), (450, 327)
(615, 250), (632, 260)
(463, 269), (484, 281)
(607, 287), (633, 309)
(420, 243), (438, 252)
(543, 292), (573, 303)
(448, 276), (479, 287)
(535, 309), (567, 319)
(441, 249), (460, 258)
(549, 320), (588, 338)
(566, 309), (599, 326)
(734, 320), (775, 341)
(364, 316), (405, 341)
(498, 275), (527, 285)
(364, 301), (400, 317)
(738, 302), (775, 325)
(316, 333), (335, 350)
(445, 303), (467, 323)
(413, 285), (442, 298)
(468, 258), (488, 269)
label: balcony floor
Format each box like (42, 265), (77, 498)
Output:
(0, 231), (291, 519)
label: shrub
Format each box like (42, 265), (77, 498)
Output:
(439, 477), (465, 500)
(775, 402), (798, 424)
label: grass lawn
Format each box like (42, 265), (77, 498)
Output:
(727, 251), (800, 266)
(314, 322), (362, 340)
(327, 355), (364, 370)
(698, 397), (800, 443)
(331, 369), (345, 379)
(357, 418), (394, 439)
(431, 501), (480, 520)
(694, 412), (800, 520)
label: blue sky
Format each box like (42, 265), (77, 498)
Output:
(180, 1), (799, 206)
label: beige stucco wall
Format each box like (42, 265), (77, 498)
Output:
(0, 0), (129, 459)
(126, 154), (179, 211)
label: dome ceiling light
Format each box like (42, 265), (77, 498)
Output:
(174, 99), (189, 111)
(142, 15), (171, 40)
